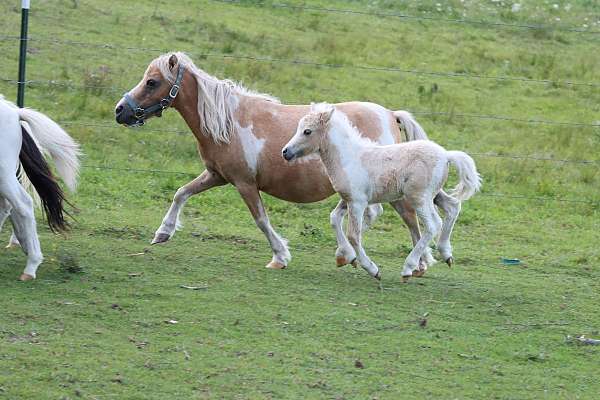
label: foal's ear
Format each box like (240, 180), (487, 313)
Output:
(168, 54), (178, 71)
(319, 106), (335, 124)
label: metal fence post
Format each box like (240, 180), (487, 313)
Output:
(17, 0), (31, 107)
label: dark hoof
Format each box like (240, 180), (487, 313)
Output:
(373, 270), (381, 280)
(445, 257), (454, 268)
(151, 233), (171, 245)
(350, 258), (358, 269)
(402, 275), (411, 283)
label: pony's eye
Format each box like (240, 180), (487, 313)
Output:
(303, 129), (312, 135)
(146, 79), (157, 88)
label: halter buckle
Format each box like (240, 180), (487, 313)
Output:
(169, 84), (180, 98)
(134, 107), (145, 119)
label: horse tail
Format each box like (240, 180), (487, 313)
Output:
(446, 151), (482, 201)
(17, 107), (81, 192)
(393, 110), (429, 141)
(18, 125), (70, 232)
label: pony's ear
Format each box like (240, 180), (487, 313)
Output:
(168, 54), (178, 71)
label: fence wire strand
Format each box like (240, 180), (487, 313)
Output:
(1, 35), (600, 89)
(211, 0), (600, 35)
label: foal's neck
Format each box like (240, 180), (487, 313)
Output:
(319, 119), (368, 172)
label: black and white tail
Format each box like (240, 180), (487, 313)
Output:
(393, 110), (429, 141)
(17, 108), (81, 232)
(446, 151), (482, 201)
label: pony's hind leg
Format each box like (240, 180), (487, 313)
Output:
(1, 198), (21, 249)
(434, 191), (461, 266)
(0, 180), (42, 280)
(402, 200), (442, 282)
(237, 184), (291, 269)
(390, 199), (436, 276)
(152, 169), (227, 244)
(347, 201), (380, 279)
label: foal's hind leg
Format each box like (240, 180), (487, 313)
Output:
(402, 200), (442, 282)
(237, 184), (291, 269)
(434, 191), (461, 266)
(390, 199), (435, 276)
(152, 169), (226, 244)
(0, 180), (43, 280)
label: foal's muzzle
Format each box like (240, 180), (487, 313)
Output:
(282, 147), (295, 161)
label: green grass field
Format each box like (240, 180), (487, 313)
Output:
(1, 0), (599, 398)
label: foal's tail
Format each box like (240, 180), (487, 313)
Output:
(393, 110), (429, 141)
(446, 151), (482, 201)
(17, 108), (81, 232)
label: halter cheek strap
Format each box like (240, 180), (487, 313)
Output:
(123, 65), (185, 125)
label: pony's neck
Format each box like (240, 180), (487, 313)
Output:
(172, 73), (221, 153)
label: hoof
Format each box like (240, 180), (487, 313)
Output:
(412, 269), (426, 278)
(336, 256), (349, 267)
(19, 273), (34, 281)
(373, 270), (381, 280)
(350, 259), (358, 269)
(151, 233), (171, 245)
(445, 257), (454, 268)
(402, 275), (411, 283)
(266, 261), (286, 270)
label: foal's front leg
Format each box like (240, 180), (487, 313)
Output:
(347, 201), (381, 279)
(152, 169), (226, 244)
(237, 184), (291, 269)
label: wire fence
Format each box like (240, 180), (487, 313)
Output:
(1, 77), (599, 130)
(211, 0), (600, 35)
(82, 164), (600, 206)
(1, 34), (600, 89)
(0, 4), (598, 207)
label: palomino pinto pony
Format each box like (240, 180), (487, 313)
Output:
(0, 96), (80, 280)
(114, 52), (434, 272)
(283, 104), (481, 281)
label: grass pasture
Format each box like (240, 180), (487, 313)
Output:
(1, 0), (599, 398)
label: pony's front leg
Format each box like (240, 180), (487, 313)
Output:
(347, 201), (380, 279)
(152, 169), (226, 244)
(237, 184), (291, 269)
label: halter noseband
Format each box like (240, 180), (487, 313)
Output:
(122, 65), (185, 125)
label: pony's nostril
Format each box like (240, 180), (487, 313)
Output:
(282, 148), (288, 155)
(115, 105), (124, 115)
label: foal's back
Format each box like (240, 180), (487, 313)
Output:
(359, 140), (448, 203)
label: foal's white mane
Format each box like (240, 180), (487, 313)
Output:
(313, 103), (376, 148)
(152, 52), (279, 144)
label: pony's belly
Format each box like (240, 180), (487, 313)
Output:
(257, 162), (336, 203)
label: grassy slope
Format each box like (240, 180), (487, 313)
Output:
(0, 0), (599, 398)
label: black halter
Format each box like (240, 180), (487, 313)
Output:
(123, 65), (185, 125)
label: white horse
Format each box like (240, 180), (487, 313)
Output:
(0, 96), (80, 281)
(282, 103), (481, 281)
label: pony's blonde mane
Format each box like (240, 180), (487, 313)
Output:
(152, 52), (279, 144)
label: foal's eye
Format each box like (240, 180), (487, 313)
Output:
(146, 79), (157, 88)
(303, 129), (312, 136)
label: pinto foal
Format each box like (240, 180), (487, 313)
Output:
(282, 104), (481, 281)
